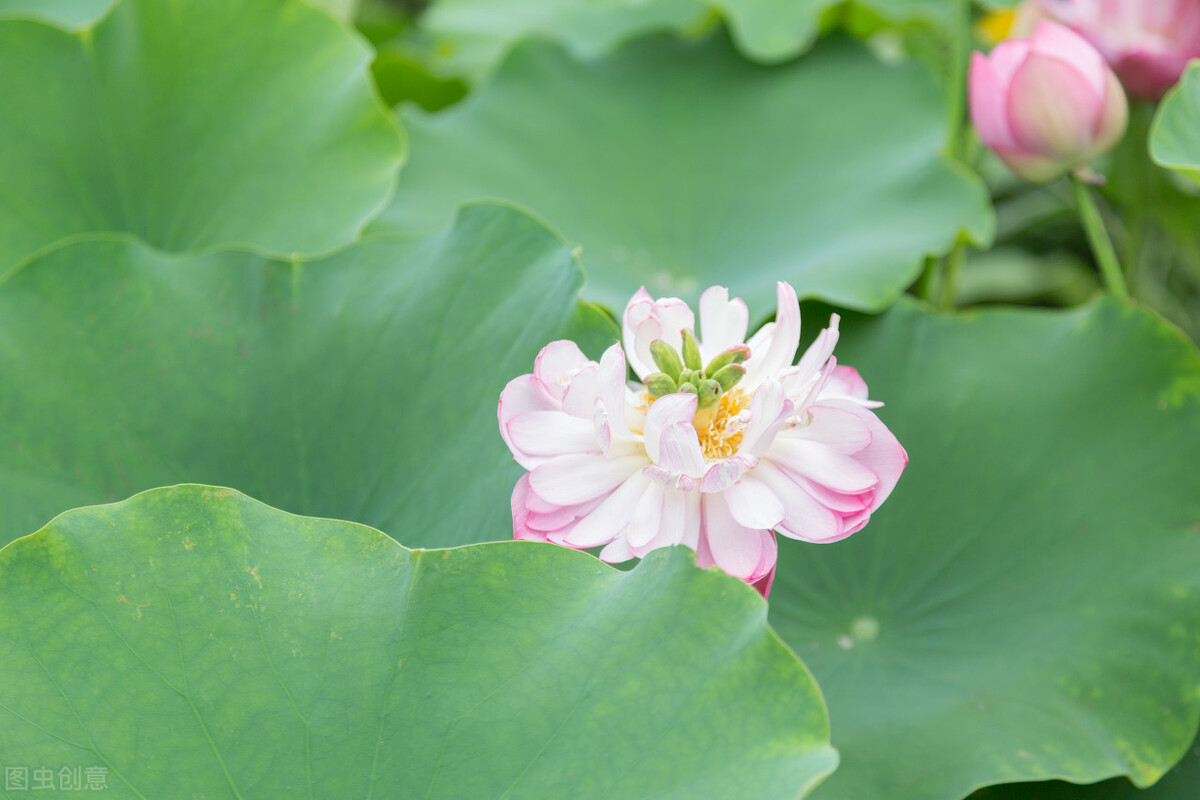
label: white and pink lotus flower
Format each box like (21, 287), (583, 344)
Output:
(498, 282), (907, 598)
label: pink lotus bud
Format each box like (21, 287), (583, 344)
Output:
(969, 21), (1128, 182)
(1039, 0), (1200, 100)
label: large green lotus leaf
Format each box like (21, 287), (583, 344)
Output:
(0, 484), (837, 799)
(418, 0), (706, 80)
(971, 730), (1200, 797)
(0, 0), (405, 271)
(769, 298), (1200, 800)
(372, 35), (992, 316)
(0, 204), (617, 548)
(0, 0), (110, 26)
(1151, 63), (1200, 185)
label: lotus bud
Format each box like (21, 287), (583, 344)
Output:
(969, 20), (1128, 182)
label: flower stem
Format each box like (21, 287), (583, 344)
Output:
(938, 242), (966, 310)
(1071, 176), (1129, 301)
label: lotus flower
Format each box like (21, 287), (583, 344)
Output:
(969, 20), (1128, 182)
(498, 282), (907, 598)
(1039, 0), (1200, 99)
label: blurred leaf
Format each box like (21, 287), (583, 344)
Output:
(0, 0), (110, 26)
(0, 484), (838, 799)
(0, 204), (609, 548)
(417, 0), (706, 80)
(372, 34), (993, 316)
(771, 298), (1200, 800)
(372, 45), (469, 109)
(1151, 63), (1200, 185)
(0, 0), (405, 271)
(971, 729), (1200, 798)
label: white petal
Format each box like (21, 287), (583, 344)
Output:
(789, 405), (873, 453)
(499, 375), (561, 469)
(699, 455), (756, 493)
(743, 282), (801, 388)
(599, 343), (631, 438)
(506, 411), (599, 458)
(697, 285), (749, 356)
(622, 290), (694, 379)
(792, 315), (840, 386)
(740, 380), (793, 456)
(561, 362), (601, 418)
(643, 393), (697, 464)
(632, 488), (691, 557)
(680, 491), (702, 551)
(529, 453), (644, 506)
(722, 475), (785, 529)
(599, 536), (635, 563)
(657, 422), (707, 477)
(534, 340), (590, 391)
(626, 483), (665, 548)
(563, 471), (652, 548)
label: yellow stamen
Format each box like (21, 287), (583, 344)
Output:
(696, 389), (750, 462)
(977, 10), (1016, 45)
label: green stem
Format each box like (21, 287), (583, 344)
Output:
(938, 242), (966, 310)
(943, 0), (972, 161)
(914, 256), (938, 302)
(1071, 176), (1130, 301)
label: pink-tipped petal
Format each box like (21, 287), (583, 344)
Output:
(970, 49), (1021, 151)
(743, 282), (801, 389)
(622, 291), (694, 379)
(767, 436), (880, 494)
(752, 556), (777, 599)
(794, 315), (841, 381)
(700, 492), (775, 582)
(533, 340), (591, 393)
(753, 461), (843, 543)
(499, 375), (562, 469)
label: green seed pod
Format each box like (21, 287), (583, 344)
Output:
(680, 328), (703, 371)
(711, 363), (747, 393)
(678, 381), (698, 396)
(643, 372), (678, 399)
(697, 379), (722, 409)
(650, 339), (684, 380)
(705, 345), (750, 378)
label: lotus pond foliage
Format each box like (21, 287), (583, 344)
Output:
(1, 0), (1199, 799)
